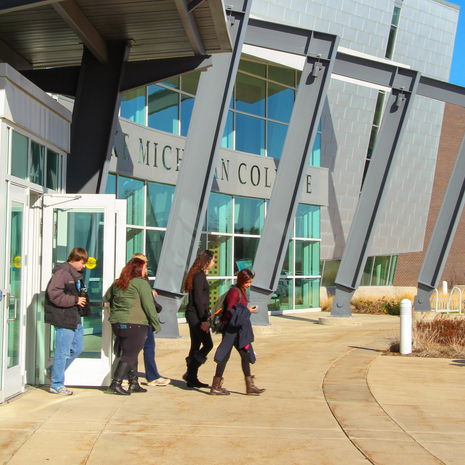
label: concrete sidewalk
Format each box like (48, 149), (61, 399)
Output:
(1, 313), (464, 464)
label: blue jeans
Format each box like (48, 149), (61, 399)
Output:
(144, 327), (161, 381)
(50, 324), (84, 390)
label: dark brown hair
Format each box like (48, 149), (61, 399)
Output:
(115, 258), (146, 290)
(183, 250), (214, 293)
(236, 268), (255, 296)
(67, 247), (89, 264)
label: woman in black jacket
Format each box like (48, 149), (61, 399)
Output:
(182, 250), (215, 388)
(210, 268), (265, 396)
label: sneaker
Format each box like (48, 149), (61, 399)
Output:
(49, 386), (73, 396)
(146, 377), (171, 387)
(43, 368), (51, 381)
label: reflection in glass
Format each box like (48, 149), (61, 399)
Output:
(310, 132), (321, 166)
(236, 114), (265, 156)
(51, 210), (105, 358)
(221, 111), (234, 149)
(120, 88), (146, 125)
(146, 230), (165, 277)
(148, 85), (179, 134)
(11, 131), (28, 180)
(361, 257), (374, 286)
(295, 241), (319, 276)
(235, 197), (264, 235)
(322, 260), (340, 287)
(105, 173), (116, 195)
(8, 203), (23, 368)
(295, 204), (320, 239)
(281, 240), (293, 276)
(234, 236), (259, 273)
(30, 141), (44, 185)
(238, 60), (266, 77)
(181, 94), (194, 137)
(118, 176), (144, 226)
(268, 82), (294, 123)
(208, 279), (232, 312)
(269, 278), (293, 311)
(181, 71), (200, 95)
(269, 65), (295, 87)
(295, 278), (319, 309)
(267, 121), (287, 159)
(208, 193), (232, 233)
(126, 228), (144, 263)
(236, 73), (265, 117)
(372, 256), (391, 286)
(46, 149), (60, 190)
(146, 182), (174, 228)
(207, 235), (232, 277)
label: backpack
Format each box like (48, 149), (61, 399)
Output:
(211, 286), (241, 334)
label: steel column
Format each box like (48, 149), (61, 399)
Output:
(414, 132), (465, 311)
(331, 70), (421, 317)
(248, 32), (339, 324)
(153, 1), (251, 337)
(67, 42), (130, 194)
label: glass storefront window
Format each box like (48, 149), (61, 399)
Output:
(208, 193), (232, 233)
(361, 257), (374, 286)
(180, 94), (195, 137)
(146, 230), (165, 277)
(310, 132), (321, 167)
(267, 121), (287, 159)
(105, 173), (116, 195)
(269, 65), (295, 86)
(372, 256), (391, 286)
(207, 235), (232, 277)
(236, 73), (265, 117)
(281, 240), (293, 276)
(239, 60), (266, 78)
(234, 236), (259, 273)
(126, 228), (144, 262)
(46, 149), (60, 190)
(295, 204), (320, 239)
(120, 88), (146, 125)
(295, 278), (319, 309)
(181, 71), (201, 95)
(235, 196), (264, 235)
(148, 85), (178, 134)
(221, 111), (234, 149)
(11, 131), (28, 180)
(295, 240), (319, 276)
(268, 82), (294, 124)
(118, 176), (145, 226)
(146, 182), (174, 228)
(269, 278), (293, 311)
(208, 278), (233, 313)
(30, 141), (44, 185)
(161, 77), (179, 89)
(235, 114), (265, 156)
(322, 260), (340, 287)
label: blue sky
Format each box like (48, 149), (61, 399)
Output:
(449, 0), (465, 86)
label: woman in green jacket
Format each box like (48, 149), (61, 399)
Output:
(105, 257), (161, 395)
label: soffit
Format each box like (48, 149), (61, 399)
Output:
(0, 0), (231, 69)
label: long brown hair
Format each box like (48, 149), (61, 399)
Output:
(183, 250), (214, 293)
(115, 258), (146, 290)
(236, 268), (255, 298)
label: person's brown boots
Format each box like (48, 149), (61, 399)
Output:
(245, 375), (265, 395)
(210, 376), (230, 395)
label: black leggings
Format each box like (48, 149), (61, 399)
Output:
(215, 345), (251, 378)
(187, 321), (213, 359)
(112, 323), (148, 365)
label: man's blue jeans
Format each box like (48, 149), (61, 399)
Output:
(50, 324), (84, 390)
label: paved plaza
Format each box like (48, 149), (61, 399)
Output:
(1, 312), (464, 464)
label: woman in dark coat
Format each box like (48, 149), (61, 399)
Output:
(210, 268), (266, 396)
(182, 250), (215, 388)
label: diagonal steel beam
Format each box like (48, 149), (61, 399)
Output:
(414, 132), (465, 311)
(0, 0), (59, 13)
(331, 69), (421, 317)
(248, 31), (339, 325)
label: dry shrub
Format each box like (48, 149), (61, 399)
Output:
(388, 313), (465, 358)
(351, 294), (414, 316)
(320, 294), (334, 312)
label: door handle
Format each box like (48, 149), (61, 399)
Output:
(7, 294), (18, 322)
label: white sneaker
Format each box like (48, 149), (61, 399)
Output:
(49, 386), (73, 396)
(146, 377), (170, 386)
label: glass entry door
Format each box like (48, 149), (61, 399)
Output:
(2, 185), (27, 399)
(42, 194), (126, 386)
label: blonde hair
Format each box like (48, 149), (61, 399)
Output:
(132, 253), (147, 262)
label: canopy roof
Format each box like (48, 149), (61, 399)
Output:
(0, 0), (232, 70)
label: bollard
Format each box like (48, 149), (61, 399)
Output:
(400, 299), (412, 355)
(442, 280), (448, 295)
